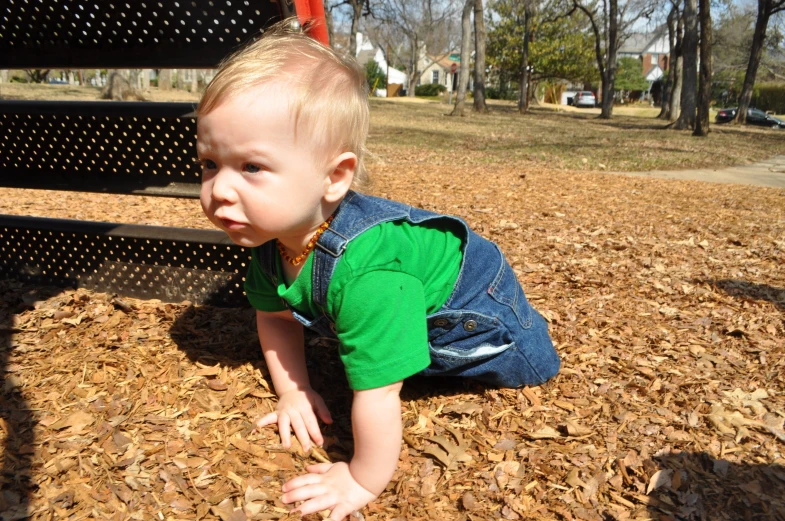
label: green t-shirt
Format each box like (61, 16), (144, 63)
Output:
(245, 220), (463, 390)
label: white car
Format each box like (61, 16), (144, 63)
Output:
(572, 91), (596, 108)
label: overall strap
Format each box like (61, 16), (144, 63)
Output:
(311, 191), (412, 308)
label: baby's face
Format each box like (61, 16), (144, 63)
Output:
(197, 86), (332, 248)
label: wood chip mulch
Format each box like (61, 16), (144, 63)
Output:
(1, 162), (784, 521)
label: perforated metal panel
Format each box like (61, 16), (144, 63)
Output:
(0, 0), (294, 68)
(0, 101), (200, 197)
(0, 215), (251, 307)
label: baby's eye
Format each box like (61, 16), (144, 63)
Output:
(202, 159), (217, 170)
(244, 163), (262, 174)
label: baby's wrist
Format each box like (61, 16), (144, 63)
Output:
(347, 460), (385, 498)
(276, 384), (312, 396)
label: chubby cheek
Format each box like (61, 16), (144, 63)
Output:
(199, 185), (215, 220)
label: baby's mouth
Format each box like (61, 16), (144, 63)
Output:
(220, 218), (245, 230)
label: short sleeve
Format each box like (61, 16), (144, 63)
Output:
(332, 271), (432, 390)
(244, 247), (287, 312)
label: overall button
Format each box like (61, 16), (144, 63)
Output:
(463, 320), (477, 332)
(329, 323), (337, 334)
(433, 318), (449, 328)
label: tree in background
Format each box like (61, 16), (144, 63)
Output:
(673, 0), (698, 129)
(474, 0), (489, 112)
(451, 0), (474, 116)
(348, 0), (373, 56)
(24, 70), (50, 83)
(693, 0), (712, 136)
(487, 0), (598, 107)
(365, 59), (387, 92)
(712, 5), (755, 92)
(371, 0), (459, 98)
(735, 0), (785, 124)
(572, 0), (657, 119)
(658, 3), (681, 120)
(615, 56), (650, 96)
(323, 0), (335, 46)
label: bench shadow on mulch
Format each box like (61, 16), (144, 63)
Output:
(168, 302), (479, 458)
(0, 284), (66, 518)
(645, 451), (785, 519)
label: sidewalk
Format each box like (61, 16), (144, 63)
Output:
(617, 155), (785, 188)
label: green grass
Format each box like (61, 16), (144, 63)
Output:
(368, 98), (785, 172)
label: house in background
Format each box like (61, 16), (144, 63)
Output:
(417, 54), (459, 93)
(354, 33), (408, 96)
(618, 26), (670, 102)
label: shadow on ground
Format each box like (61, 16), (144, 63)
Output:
(169, 302), (488, 461)
(702, 279), (785, 312)
(644, 451), (785, 520)
(0, 282), (64, 519)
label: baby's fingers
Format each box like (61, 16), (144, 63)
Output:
(288, 414), (313, 452)
(302, 412), (325, 448)
(256, 412), (278, 429)
(293, 494), (337, 518)
(314, 399), (333, 425)
(278, 413), (292, 449)
(326, 505), (354, 521)
(305, 463), (334, 474)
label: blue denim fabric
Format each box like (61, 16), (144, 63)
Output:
(254, 191), (560, 388)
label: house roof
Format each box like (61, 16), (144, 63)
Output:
(619, 25), (667, 54)
(426, 54), (458, 71)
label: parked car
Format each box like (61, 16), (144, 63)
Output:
(47, 78), (69, 85)
(715, 107), (785, 129)
(572, 91), (596, 108)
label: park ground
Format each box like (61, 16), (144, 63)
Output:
(0, 85), (784, 520)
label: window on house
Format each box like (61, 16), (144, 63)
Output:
(432, 70), (439, 84)
(651, 54), (657, 65)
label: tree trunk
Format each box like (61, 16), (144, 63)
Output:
(129, 69), (140, 90)
(599, 0), (619, 119)
(694, 0), (712, 136)
(323, 0), (334, 47)
(159, 69), (172, 91)
(736, 2), (773, 124)
(658, 6), (678, 119)
(473, 0), (488, 112)
(191, 69), (199, 92)
(675, 0), (698, 129)
(518, 3), (532, 114)
(141, 69), (151, 90)
(175, 69), (185, 90)
(451, 0), (474, 117)
(670, 53), (683, 121)
(668, 12), (685, 121)
(349, 1), (362, 57)
(407, 41), (418, 98)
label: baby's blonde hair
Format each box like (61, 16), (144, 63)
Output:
(198, 20), (370, 186)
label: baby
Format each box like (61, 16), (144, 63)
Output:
(197, 21), (560, 521)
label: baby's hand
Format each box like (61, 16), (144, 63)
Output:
(256, 388), (332, 452)
(282, 462), (377, 521)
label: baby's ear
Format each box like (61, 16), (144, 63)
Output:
(324, 152), (357, 204)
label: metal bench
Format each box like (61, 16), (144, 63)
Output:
(0, 0), (328, 306)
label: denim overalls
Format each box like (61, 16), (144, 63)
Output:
(255, 191), (560, 388)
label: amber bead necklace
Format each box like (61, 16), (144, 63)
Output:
(276, 215), (334, 266)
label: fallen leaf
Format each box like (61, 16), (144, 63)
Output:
(49, 411), (95, 434)
(525, 426), (560, 439)
(646, 469), (673, 494)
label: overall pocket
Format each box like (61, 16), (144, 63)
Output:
(487, 249), (533, 330)
(425, 310), (514, 373)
